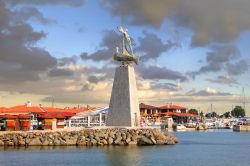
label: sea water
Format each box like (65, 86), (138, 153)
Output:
(0, 129), (249, 166)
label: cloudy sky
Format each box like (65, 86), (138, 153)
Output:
(0, 0), (249, 114)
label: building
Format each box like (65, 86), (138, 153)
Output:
(66, 107), (108, 129)
(160, 103), (198, 123)
(160, 103), (187, 114)
(0, 114), (31, 131)
(139, 103), (160, 115)
(139, 103), (198, 124)
(0, 104), (96, 131)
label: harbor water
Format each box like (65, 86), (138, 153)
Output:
(0, 129), (250, 166)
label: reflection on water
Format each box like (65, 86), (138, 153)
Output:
(104, 146), (142, 166)
(1, 130), (250, 166)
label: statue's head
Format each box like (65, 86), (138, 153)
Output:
(118, 26), (124, 33)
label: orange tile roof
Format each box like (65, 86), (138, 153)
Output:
(5, 105), (45, 113)
(0, 107), (9, 113)
(139, 103), (159, 109)
(37, 112), (75, 119)
(0, 105), (96, 114)
(162, 112), (198, 117)
(160, 105), (187, 110)
(0, 114), (31, 119)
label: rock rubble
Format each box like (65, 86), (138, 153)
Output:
(0, 128), (178, 146)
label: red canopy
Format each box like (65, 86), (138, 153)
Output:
(162, 112), (198, 117)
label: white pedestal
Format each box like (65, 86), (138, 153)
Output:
(106, 65), (140, 127)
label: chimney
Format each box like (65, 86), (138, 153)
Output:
(26, 101), (32, 107)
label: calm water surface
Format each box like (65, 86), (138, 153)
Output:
(0, 129), (250, 166)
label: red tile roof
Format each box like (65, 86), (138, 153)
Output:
(160, 104), (187, 110)
(4, 105), (45, 113)
(162, 112), (198, 117)
(0, 114), (31, 119)
(139, 103), (158, 109)
(37, 112), (75, 119)
(0, 105), (95, 114)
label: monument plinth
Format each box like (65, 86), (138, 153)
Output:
(107, 65), (140, 127)
(106, 27), (140, 127)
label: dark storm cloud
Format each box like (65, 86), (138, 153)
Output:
(80, 30), (120, 61)
(226, 60), (249, 76)
(137, 65), (187, 82)
(101, 0), (180, 27)
(151, 82), (180, 91)
(7, 0), (85, 7)
(188, 45), (248, 78)
(200, 45), (240, 73)
(0, 24), (57, 71)
(12, 7), (56, 25)
(102, 0), (250, 46)
(87, 75), (106, 84)
(81, 83), (93, 92)
(207, 75), (238, 85)
(81, 30), (178, 62)
(0, 62), (40, 83)
(57, 56), (78, 66)
(173, 0), (250, 47)
(48, 68), (74, 77)
(0, 1), (57, 83)
(135, 31), (179, 61)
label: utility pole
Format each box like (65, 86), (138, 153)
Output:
(242, 88), (246, 111)
(51, 97), (54, 108)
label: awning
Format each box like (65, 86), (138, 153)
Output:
(72, 107), (109, 117)
(162, 112), (198, 117)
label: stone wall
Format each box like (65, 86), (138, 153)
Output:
(0, 128), (178, 146)
(233, 125), (250, 132)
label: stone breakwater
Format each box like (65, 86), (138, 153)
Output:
(0, 128), (178, 146)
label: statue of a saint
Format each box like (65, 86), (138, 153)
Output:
(118, 27), (133, 55)
(114, 26), (139, 65)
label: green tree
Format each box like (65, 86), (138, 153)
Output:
(211, 112), (218, 118)
(200, 111), (204, 117)
(188, 109), (199, 115)
(205, 113), (212, 118)
(231, 106), (245, 117)
(223, 111), (231, 118)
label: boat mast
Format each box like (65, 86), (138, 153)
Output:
(242, 88), (246, 111)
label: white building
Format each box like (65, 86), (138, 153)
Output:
(66, 107), (108, 129)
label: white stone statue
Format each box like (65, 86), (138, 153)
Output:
(118, 26), (133, 55)
(113, 26), (139, 65)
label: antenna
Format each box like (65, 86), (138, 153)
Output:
(51, 96), (54, 108)
(241, 88), (246, 110)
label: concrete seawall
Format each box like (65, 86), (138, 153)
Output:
(0, 128), (178, 146)
(233, 125), (250, 132)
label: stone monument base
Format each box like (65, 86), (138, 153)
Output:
(106, 65), (140, 127)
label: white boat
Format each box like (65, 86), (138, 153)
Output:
(176, 124), (187, 131)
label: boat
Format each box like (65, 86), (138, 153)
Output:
(174, 124), (186, 131)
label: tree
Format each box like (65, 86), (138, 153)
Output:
(211, 112), (218, 118)
(188, 109), (199, 115)
(231, 106), (245, 117)
(200, 111), (204, 117)
(205, 113), (212, 118)
(223, 111), (231, 118)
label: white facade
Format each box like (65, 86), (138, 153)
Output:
(66, 107), (108, 129)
